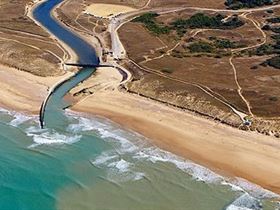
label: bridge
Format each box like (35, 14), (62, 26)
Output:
(64, 63), (113, 68)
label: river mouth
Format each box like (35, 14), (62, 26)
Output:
(0, 0), (276, 209)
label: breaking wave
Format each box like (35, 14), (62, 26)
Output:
(26, 126), (81, 148)
(10, 113), (33, 127)
(1, 108), (278, 205)
(0, 107), (35, 126)
(91, 152), (145, 182)
(225, 193), (262, 210)
(66, 112), (280, 203)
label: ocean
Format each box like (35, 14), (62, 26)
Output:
(0, 108), (278, 210)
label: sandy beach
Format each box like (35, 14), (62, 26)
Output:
(0, 64), (72, 114)
(72, 67), (280, 195)
(85, 4), (135, 18)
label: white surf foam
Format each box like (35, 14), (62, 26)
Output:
(30, 132), (81, 148)
(91, 152), (118, 166)
(226, 193), (262, 210)
(66, 111), (280, 199)
(91, 151), (145, 182)
(10, 113), (33, 127)
(26, 126), (81, 148)
(67, 116), (105, 133)
(232, 178), (279, 199)
(108, 159), (131, 173)
(134, 146), (280, 200)
(0, 107), (36, 126)
(0, 107), (11, 114)
(66, 113), (141, 153)
(134, 147), (223, 183)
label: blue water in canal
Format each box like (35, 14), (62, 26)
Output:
(0, 0), (279, 209)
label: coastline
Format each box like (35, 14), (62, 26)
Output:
(2, 0), (279, 198)
(72, 67), (280, 195)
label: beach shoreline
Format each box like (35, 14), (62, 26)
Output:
(71, 67), (280, 195)
(1, 0), (279, 197)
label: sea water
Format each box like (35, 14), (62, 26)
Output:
(0, 108), (278, 210)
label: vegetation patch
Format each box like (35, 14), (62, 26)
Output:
(171, 13), (244, 34)
(185, 38), (245, 56)
(132, 13), (170, 35)
(214, 38), (246, 49)
(271, 27), (280, 33)
(161, 67), (174, 74)
(255, 44), (277, 55)
(271, 34), (280, 40)
(225, 0), (274, 10)
(133, 13), (244, 37)
(266, 56), (280, 69)
(188, 41), (215, 53)
(267, 16), (280, 23)
(249, 20), (280, 69)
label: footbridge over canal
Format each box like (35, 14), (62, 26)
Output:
(64, 63), (113, 68)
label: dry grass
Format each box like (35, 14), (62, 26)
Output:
(85, 0), (149, 9)
(0, 0), (64, 76)
(119, 8), (280, 129)
(54, 0), (280, 134)
(119, 22), (166, 62)
(148, 0), (225, 9)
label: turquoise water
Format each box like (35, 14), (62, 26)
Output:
(0, 0), (278, 209)
(0, 109), (278, 210)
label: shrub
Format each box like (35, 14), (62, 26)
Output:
(266, 9), (274, 13)
(161, 67), (174, 73)
(267, 56), (280, 69)
(250, 65), (258, 70)
(269, 96), (278, 101)
(225, 0), (274, 9)
(271, 27), (280, 33)
(267, 17), (280, 23)
(133, 13), (170, 35)
(271, 34), (280, 40)
(188, 41), (214, 53)
(262, 24), (271, 31)
(255, 44), (275, 55)
(215, 39), (235, 48)
(171, 13), (244, 32)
